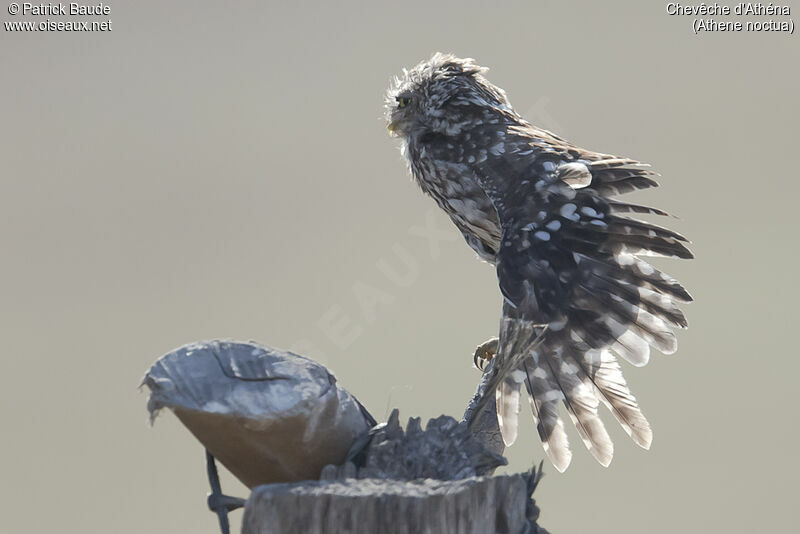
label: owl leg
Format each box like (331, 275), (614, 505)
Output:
(473, 337), (499, 371)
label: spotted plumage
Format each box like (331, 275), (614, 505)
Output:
(386, 53), (692, 472)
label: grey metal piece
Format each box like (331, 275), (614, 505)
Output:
(205, 450), (245, 534)
(142, 340), (375, 488)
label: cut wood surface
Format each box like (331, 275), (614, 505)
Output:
(242, 473), (544, 534)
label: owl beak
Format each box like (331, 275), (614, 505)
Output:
(387, 118), (407, 136)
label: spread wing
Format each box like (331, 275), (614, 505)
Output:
(429, 124), (692, 471)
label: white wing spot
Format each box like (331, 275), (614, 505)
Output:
(511, 369), (526, 383)
(534, 231), (551, 241)
(560, 203), (579, 221)
(560, 361), (579, 374)
(532, 367), (548, 379)
(580, 206), (598, 217)
(540, 390), (566, 402)
(617, 253), (635, 266)
(638, 262), (655, 275)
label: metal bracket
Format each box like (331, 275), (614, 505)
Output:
(206, 450), (246, 534)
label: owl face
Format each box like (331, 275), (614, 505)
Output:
(386, 53), (510, 139)
(385, 86), (420, 138)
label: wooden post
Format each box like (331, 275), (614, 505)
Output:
(242, 474), (540, 534)
(240, 363), (548, 534)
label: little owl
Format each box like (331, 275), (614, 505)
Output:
(386, 53), (692, 472)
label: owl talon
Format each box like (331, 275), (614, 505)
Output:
(473, 337), (499, 372)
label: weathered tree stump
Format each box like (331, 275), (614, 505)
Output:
(241, 406), (547, 533)
(242, 473), (544, 534)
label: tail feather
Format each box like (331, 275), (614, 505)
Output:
(519, 344), (615, 470)
(609, 328), (651, 367)
(491, 320), (573, 471)
(491, 318), (543, 447)
(496, 373), (522, 446)
(580, 349), (653, 449)
(562, 330), (652, 449)
(491, 319), (655, 471)
(543, 355), (614, 467)
(487, 240), (679, 470)
(522, 356), (573, 472)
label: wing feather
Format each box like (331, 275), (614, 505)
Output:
(423, 125), (688, 470)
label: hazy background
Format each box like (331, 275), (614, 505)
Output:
(2, 1), (797, 532)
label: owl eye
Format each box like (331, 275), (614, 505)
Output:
(396, 96), (411, 109)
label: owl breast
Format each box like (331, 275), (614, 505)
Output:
(406, 140), (501, 263)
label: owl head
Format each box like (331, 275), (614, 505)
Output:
(385, 53), (512, 139)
